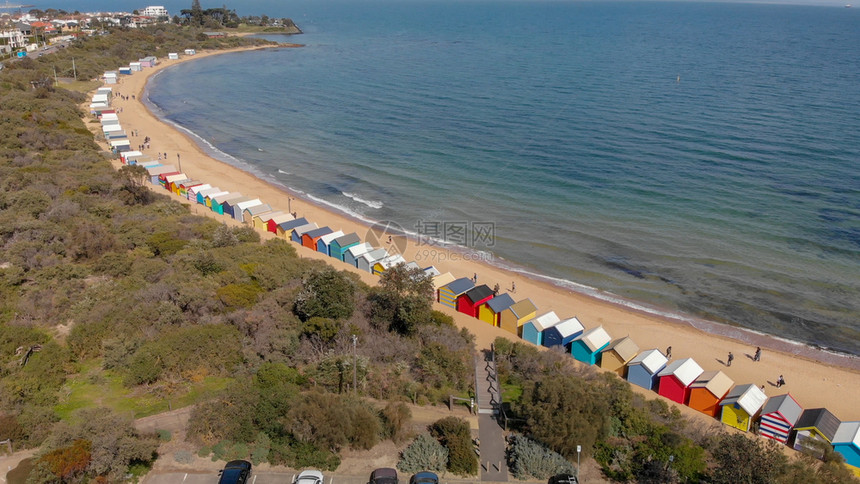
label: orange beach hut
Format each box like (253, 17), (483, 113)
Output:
(687, 370), (734, 417)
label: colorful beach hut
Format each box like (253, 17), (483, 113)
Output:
(431, 272), (456, 301)
(317, 230), (345, 256)
(657, 358), (704, 404)
(626, 349), (668, 391)
(759, 393), (803, 444)
(276, 217), (308, 239)
(520, 311), (560, 346)
(255, 211), (285, 232)
(833, 422), (860, 471)
(267, 213), (294, 234)
(290, 223), (319, 244)
(373, 254), (406, 275)
(570, 326), (612, 365)
(499, 299), (537, 335)
(242, 203), (272, 225)
(438, 278), (474, 309)
(203, 191), (229, 208)
(329, 233), (360, 260)
(542, 316), (584, 349)
(196, 187), (221, 205)
(344, 242), (373, 268)
(212, 193), (243, 215)
(302, 227), (333, 250)
(460, 285), (495, 319)
(599, 336), (640, 376)
(187, 184), (211, 201)
(161, 173), (187, 190)
(234, 199), (263, 222)
(719, 383), (767, 432)
(222, 196), (253, 218)
(477, 292), (514, 325)
(792, 408), (841, 458)
(357, 248), (388, 273)
(145, 165), (177, 185)
(687, 370), (734, 417)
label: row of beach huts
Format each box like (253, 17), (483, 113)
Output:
(91, 69), (860, 477)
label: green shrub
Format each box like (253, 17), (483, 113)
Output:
(174, 450), (194, 464)
(507, 433), (575, 480)
(397, 433), (448, 474)
(293, 268), (355, 321)
(429, 417), (477, 476)
(157, 429), (172, 442)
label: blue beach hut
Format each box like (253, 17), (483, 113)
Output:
(438, 278), (475, 309)
(290, 223), (319, 244)
(570, 325), (612, 365)
(833, 421), (860, 471)
(317, 231), (345, 256)
(344, 242), (373, 267)
(329, 233), (360, 261)
(542, 316), (584, 349)
(521, 311), (560, 346)
(626, 349), (668, 391)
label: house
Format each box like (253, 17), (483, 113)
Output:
(627, 349), (669, 391)
(478, 293), (515, 325)
(792, 408), (841, 458)
(242, 203), (273, 225)
(719, 384), (768, 432)
(687, 370), (734, 417)
(459, 285), (495, 319)
(357, 248), (388, 273)
(329, 233), (360, 261)
(344, 242), (373, 267)
(317, 231), (345, 256)
(290, 223), (319, 244)
(302, 227), (333, 250)
(184, 48), (196, 55)
(431, 272), (456, 301)
(570, 326), (612, 365)
(599, 336), (639, 376)
(234, 199), (264, 222)
(759, 393), (803, 444)
(178, 180), (203, 198)
(542, 316), (584, 349)
(252, 211), (283, 231)
(520, 311), (560, 346)
(438, 278), (475, 309)
(267, 213), (294, 234)
(373, 254), (406, 275)
(499, 299), (537, 335)
(657, 358), (704, 404)
(275, 217), (308, 238)
(832, 421), (860, 471)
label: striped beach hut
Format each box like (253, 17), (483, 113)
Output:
(290, 223), (319, 244)
(177, 180), (203, 198)
(186, 184), (211, 201)
(719, 384), (768, 432)
(499, 299), (537, 335)
(255, 211), (285, 232)
(571, 326), (612, 365)
(520, 311), (560, 346)
(792, 408), (841, 458)
(459, 285), (495, 319)
(329, 233), (360, 260)
(687, 370), (734, 417)
(478, 292), (514, 325)
(344, 242), (373, 268)
(243, 203), (273, 225)
(657, 358), (704, 404)
(599, 336), (640, 376)
(833, 422), (860, 471)
(267, 213), (294, 234)
(276, 217), (308, 239)
(431, 272), (455, 301)
(358, 248), (388, 273)
(234, 199), (263, 222)
(161, 173), (187, 190)
(302, 227), (333, 250)
(145, 165), (177, 184)
(542, 316), (584, 349)
(168, 177), (190, 194)
(318, 231), (345, 256)
(626, 349), (668, 391)
(438, 278), (474, 309)
(759, 393), (803, 444)
(373, 254), (406, 275)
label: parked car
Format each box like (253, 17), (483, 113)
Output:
(218, 460), (252, 484)
(548, 474), (579, 484)
(369, 467), (398, 484)
(409, 471), (438, 484)
(295, 469), (325, 484)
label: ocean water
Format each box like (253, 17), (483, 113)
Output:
(145, 1), (860, 355)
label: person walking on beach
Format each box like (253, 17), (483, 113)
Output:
(493, 283), (500, 295)
(665, 346), (672, 359)
(754, 347), (761, 362)
(473, 273), (478, 283)
(511, 281), (516, 293)
(727, 351), (734, 367)
(776, 375), (785, 388)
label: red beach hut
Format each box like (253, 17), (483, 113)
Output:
(657, 358), (704, 404)
(457, 285), (494, 318)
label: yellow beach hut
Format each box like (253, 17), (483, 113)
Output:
(372, 254), (406, 275)
(438, 278), (474, 309)
(599, 336), (640, 376)
(478, 293), (515, 326)
(499, 299), (537, 335)
(792, 408), (841, 458)
(719, 383), (767, 432)
(255, 211), (286, 232)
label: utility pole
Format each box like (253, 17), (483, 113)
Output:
(352, 334), (358, 394)
(52, 64), (57, 85)
(72, 57), (76, 80)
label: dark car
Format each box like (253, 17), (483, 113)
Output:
(370, 467), (398, 484)
(218, 460), (252, 484)
(409, 471), (438, 484)
(548, 474), (578, 484)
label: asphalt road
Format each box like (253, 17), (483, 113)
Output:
(142, 471), (487, 484)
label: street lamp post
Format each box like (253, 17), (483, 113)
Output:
(352, 334), (358, 394)
(576, 445), (581, 480)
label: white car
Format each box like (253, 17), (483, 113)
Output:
(294, 470), (324, 484)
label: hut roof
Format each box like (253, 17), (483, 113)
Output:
(235, 199), (263, 211)
(333, 233), (360, 247)
(188, 184), (212, 195)
(362, 248), (388, 262)
(377, 254), (406, 270)
(443, 278), (475, 296)
(833, 421), (860, 447)
(423, 266), (441, 277)
(261, 211), (288, 223)
(720, 383), (767, 416)
(689, 370), (734, 398)
(485, 293), (516, 313)
(553, 317), (585, 338)
(761, 394), (803, 426)
(346, 242), (373, 257)
(292, 223), (319, 237)
(528, 311), (560, 332)
(245, 204), (272, 216)
(658, 358), (703, 387)
(603, 336), (639, 361)
(278, 217), (309, 231)
(319, 230), (345, 245)
(432, 272), (456, 290)
(628, 349), (668, 373)
(464, 285), (494, 304)
(794, 408), (841, 441)
(404, 261), (420, 270)
(509, 299), (537, 318)
(213, 193), (244, 205)
(304, 227), (332, 239)
(145, 165), (177, 176)
(575, 326), (612, 352)
(225, 196), (254, 207)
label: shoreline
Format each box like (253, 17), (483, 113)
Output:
(96, 44), (860, 420)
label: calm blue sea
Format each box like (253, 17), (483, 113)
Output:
(144, 1), (860, 355)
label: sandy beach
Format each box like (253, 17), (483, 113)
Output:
(92, 45), (860, 422)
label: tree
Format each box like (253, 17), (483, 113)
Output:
(709, 432), (787, 484)
(293, 268), (355, 321)
(429, 417), (477, 475)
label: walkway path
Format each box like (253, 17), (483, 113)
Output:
(475, 348), (508, 482)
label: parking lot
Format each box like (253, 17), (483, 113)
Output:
(142, 471), (479, 484)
